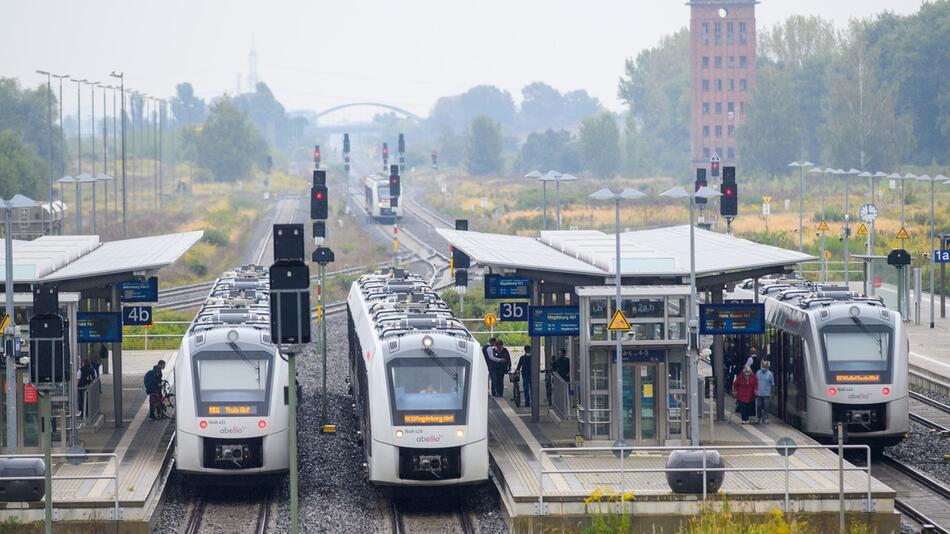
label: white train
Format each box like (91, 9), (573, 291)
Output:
(735, 282), (908, 448)
(364, 174), (403, 222)
(346, 268), (489, 485)
(174, 265), (290, 481)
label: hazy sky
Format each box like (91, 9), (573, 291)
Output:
(2, 0), (927, 119)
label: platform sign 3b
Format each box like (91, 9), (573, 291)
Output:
(499, 302), (528, 322)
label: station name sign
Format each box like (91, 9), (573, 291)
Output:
(119, 277), (158, 302)
(77, 312), (123, 343)
(484, 274), (531, 299)
(699, 303), (765, 335)
(528, 306), (580, 336)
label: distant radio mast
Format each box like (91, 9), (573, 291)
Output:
(248, 36), (259, 90)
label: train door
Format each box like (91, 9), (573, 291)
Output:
(620, 362), (664, 445)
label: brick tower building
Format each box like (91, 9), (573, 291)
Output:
(688, 0), (757, 171)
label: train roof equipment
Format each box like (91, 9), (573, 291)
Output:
(189, 265), (272, 335)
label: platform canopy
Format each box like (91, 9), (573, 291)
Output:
(438, 225), (814, 287)
(0, 231), (203, 288)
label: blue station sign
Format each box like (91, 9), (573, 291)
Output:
(77, 312), (123, 343)
(119, 277), (158, 303)
(622, 349), (665, 363)
(699, 303), (766, 335)
(498, 301), (529, 322)
(484, 274), (531, 299)
(528, 306), (580, 336)
(934, 249), (950, 263)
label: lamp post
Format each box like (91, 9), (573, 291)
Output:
(589, 187), (645, 450)
(51, 74), (69, 191)
(89, 81), (102, 234)
(788, 161), (813, 252)
(901, 173), (917, 227)
(809, 167), (829, 282)
(3, 194), (40, 454)
(845, 168), (861, 288)
(555, 174), (578, 230)
(525, 171), (545, 230)
(917, 174), (942, 328)
(660, 185), (722, 446)
(541, 170), (563, 230)
(857, 171), (874, 294)
(830, 169), (846, 283)
(36, 71), (55, 234)
(71, 79), (87, 177)
(110, 72), (127, 236)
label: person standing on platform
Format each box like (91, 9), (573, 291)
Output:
(755, 361), (774, 424)
(515, 345), (532, 406)
(745, 346), (761, 373)
(732, 364), (757, 424)
(144, 360), (166, 420)
(486, 339), (508, 397)
(481, 337), (496, 393)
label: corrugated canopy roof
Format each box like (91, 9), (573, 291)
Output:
(0, 231), (203, 283)
(438, 225), (814, 280)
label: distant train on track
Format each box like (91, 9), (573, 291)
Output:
(175, 265), (291, 482)
(347, 268), (489, 485)
(364, 174), (403, 222)
(731, 280), (909, 448)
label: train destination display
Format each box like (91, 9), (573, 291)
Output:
(484, 274), (531, 299)
(77, 312), (123, 343)
(698, 303), (766, 335)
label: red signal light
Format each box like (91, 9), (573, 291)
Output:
(828, 387), (837, 396)
(315, 191), (325, 200)
(258, 419), (267, 429)
(882, 387), (890, 396)
(724, 187), (735, 196)
(199, 420), (208, 429)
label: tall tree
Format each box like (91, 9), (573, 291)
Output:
(437, 126), (465, 167)
(617, 29), (690, 176)
(196, 96), (267, 181)
(464, 115), (503, 175)
(578, 112), (621, 179)
(735, 64), (802, 177)
(428, 85), (516, 133)
(0, 78), (63, 167)
(171, 82), (207, 126)
(0, 130), (46, 198)
(514, 129), (581, 174)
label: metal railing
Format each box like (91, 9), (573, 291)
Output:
(536, 444), (873, 515)
(0, 452), (120, 521)
(550, 373), (574, 420)
(122, 320), (190, 350)
(78, 376), (101, 426)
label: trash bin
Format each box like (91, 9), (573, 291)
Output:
(0, 458), (45, 502)
(665, 449), (724, 494)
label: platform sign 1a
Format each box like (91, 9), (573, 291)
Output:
(698, 303), (765, 335)
(528, 306), (580, 336)
(484, 274), (531, 299)
(498, 301), (528, 322)
(119, 277), (158, 302)
(122, 305), (153, 326)
(935, 249), (950, 263)
(77, 312), (123, 342)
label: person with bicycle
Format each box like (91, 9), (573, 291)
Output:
(514, 345), (533, 406)
(144, 359), (166, 420)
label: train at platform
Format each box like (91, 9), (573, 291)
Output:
(174, 265), (290, 482)
(364, 173), (403, 222)
(729, 280), (908, 448)
(346, 268), (489, 485)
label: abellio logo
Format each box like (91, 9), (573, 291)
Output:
(415, 435), (441, 443)
(847, 392), (870, 400)
(219, 425), (246, 434)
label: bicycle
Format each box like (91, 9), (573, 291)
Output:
(156, 380), (175, 419)
(509, 371), (521, 407)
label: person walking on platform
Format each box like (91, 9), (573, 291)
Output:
(144, 359), (166, 420)
(487, 339), (509, 397)
(755, 361), (774, 424)
(745, 346), (761, 373)
(732, 365), (757, 424)
(515, 345), (532, 406)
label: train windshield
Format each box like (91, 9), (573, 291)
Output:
(822, 323), (890, 372)
(388, 357), (469, 425)
(192, 350), (274, 416)
(377, 183), (391, 200)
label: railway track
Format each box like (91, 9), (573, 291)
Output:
(872, 455), (950, 534)
(910, 390), (950, 432)
(183, 488), (272, 534)
(390, 497), (474, 534)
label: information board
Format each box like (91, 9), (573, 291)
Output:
(528, 306), (580, 336)
(119, 277), (158, 302)
(77, 312), (123, 343)
(698, 303), (765, 335)
(622, 349), (665, 363)
(484, 274), (531, 299)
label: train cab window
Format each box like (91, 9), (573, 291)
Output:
(377, 183), (391, 200)
(192, 350), (274, 416)
(388, 357), (470, 425)
(822, 326), (890, 372)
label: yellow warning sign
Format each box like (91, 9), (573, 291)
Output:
(762, 195), (772, 204)
(607, 309), (632, 331)
(483, 313), (498, 328)
(817, 221), (830, 232)
(897, 226), (910, 240)
(824, 250), (832, 259)
(856, 223), (868, 236)
(0, 314), (8, 332)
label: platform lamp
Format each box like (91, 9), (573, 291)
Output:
(917, 174), (943, 328)
(660, 185), (722, 446)
(2, 194), (39, 454)
(525, 171), (544, 230)
(589, 187), (645, 451)
(555, 173), (578, 230)
(788, 161), (813, 252)
(808, 167), (828, 281)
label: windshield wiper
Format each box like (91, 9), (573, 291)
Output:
(423, 347), (458, 384)
(228, 341), (261, 374)
(850, 316), (884, 351)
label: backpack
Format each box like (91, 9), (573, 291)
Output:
(143, 369), (156, 390)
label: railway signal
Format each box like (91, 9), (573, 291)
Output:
(389, 168), (401, 199)
(694, 168), (707, 205)
(313, 145), (321, 169)
(720, 166), (737, 218)
(382, 142), (389, 171)
(311, 170), (328, 220)
(432, 149), (438, 170)
(343, 133), (350, 174)
(398, 133), (406, 172)
(711, 153), (721, 177)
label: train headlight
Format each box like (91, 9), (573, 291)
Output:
(227, 329), (239, 342)
(258, 419), (267, 429)
(199, 420), (208, 429)
(882, 387), (890, 396)
(456, 429), (464, 438)
(828, 387), (838, 396)
(395, 429), (405, 439)
(422, 336), (434, 349)
(849, 306), (860, 317)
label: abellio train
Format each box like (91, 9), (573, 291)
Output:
(747, 284), (908, 447)
(175, 265), (290, 481)
(364, 174), (403, 222)
(347, 269), (489, 485)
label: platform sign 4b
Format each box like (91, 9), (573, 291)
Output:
(122, 305), (153, 326)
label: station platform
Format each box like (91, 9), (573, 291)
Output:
(0, 350), (178, 533)
(487, 394), (901, 533)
